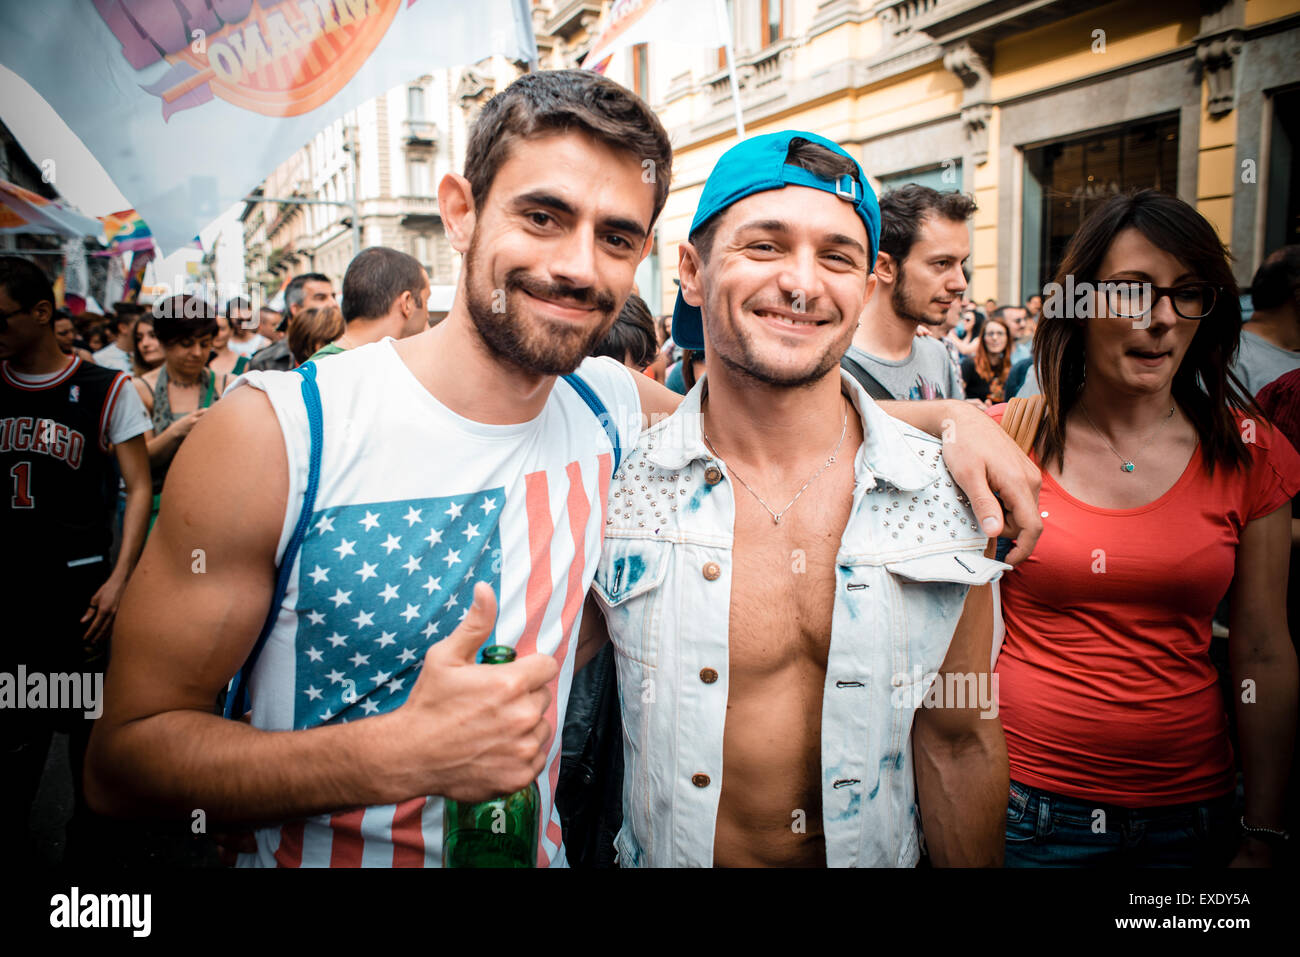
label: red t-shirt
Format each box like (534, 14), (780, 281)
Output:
(990, 403), (1300, 807)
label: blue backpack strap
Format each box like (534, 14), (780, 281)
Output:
(562, 372), (621, 473)
(223, 362), (324, 719)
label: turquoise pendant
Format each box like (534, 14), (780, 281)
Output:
(1121, 461), (1135, 472)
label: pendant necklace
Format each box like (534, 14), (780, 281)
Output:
(1079, 402), (1175, 473)
(701, 399), (849, 524)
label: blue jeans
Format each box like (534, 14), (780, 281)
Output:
(1004, 779), (1236, 867)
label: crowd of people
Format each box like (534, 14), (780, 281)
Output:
(1, 67), (1298, 871)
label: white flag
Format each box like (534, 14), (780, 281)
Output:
(586, 0), (729, 68)
(0, 0), (536, 254)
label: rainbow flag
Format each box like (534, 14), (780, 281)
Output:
(100, 209), (154, 253)
(122, 247), (154, 303)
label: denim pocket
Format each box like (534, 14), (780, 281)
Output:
(1007, 781), (1030, 825)
(593, 538), (670, 667)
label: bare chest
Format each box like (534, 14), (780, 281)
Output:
(726, 458), (857, 676)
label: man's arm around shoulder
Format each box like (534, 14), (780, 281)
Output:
(86, 386), (558, 826)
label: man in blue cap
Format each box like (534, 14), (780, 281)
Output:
(577, 131), (1029, 867)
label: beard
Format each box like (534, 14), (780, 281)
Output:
(891, 261), (945, 327)
(709, 290), (849, 390)
(463, 234), (619, 376)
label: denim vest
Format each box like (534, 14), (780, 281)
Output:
(594, 371), (1008, 867)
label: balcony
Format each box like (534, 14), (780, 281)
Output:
(404, 119), (437, 147)
(707, 39), (794, 107)
(398, 195), (440, 227)
(543, 0), (603, 41)
(875, 0), (1100, 46)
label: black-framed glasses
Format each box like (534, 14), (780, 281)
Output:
(1098, 280), (1220, 320)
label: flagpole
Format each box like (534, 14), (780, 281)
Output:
(719, 0), (744, 139)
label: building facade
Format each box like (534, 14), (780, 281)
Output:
(243, 69), (487, 315)
(244, 0), (1299, 316)
(626, 0), (1299, 308)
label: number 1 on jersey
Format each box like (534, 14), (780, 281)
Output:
(10, 460), (34, 508)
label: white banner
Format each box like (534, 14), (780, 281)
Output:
(0, 0), (536, 254)
(62, 236), (88, 298)
(586, 0), (728, 67)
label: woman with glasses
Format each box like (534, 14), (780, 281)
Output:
(961, 315), (1011, 405)
(993, 189), (1299, 867)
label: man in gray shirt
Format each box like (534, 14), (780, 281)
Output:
(846, 184), (971, 400)
(1232, 246), (1300, 397)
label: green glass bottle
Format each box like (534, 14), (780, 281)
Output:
(442, 644), (540, 868)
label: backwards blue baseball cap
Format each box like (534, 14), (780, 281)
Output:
(672, 131), (879, 352)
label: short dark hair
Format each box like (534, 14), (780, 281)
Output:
(992, 305), (1025, 323)
(466, 70), (672, 227)
(285, 272), (330, 311)
(225, 296), (252, 318)
(592, 293), (657, 368)
(341, 247), (425, 322)
(152, 294), (218, 345)
(112, 302), (145, 332)
(1250, 245), (1300, 311)
(689, 137), (863, 263)
(0, 255), (55, 311)
(878, 184), (977, 264)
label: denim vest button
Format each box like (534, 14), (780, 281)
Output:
(700, 668), (718, 684)
(702, 562), (721, 581)
(692, 773), (711, 787)
(704, 466), (723, 485)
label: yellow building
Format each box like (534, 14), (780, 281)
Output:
(596, 0), (1300, 312)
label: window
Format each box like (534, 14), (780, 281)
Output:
(632, 43), (649, 100)
(878, 162), (963, 195)
(413, 235), (429, 268)
(761, 0), (783, 48)
(408, 85), (426, 121)
(1265, 87), (1300, 253)
(1023, 115), (1178, 300)
(408, 160), (429, 196)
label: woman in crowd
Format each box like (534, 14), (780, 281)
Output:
(961, 314), (1010, 404)
(132, 296), (230, 530)
(85, 325), (107, 353)
(289, 303), (347, 366)
(993, 189), (1299, 867)
(207, 309), (250, 378)
(131, 315), (165, 374)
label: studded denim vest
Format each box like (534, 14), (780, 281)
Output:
(593, 371), (1009, 867)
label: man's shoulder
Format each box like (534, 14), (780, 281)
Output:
(570, 355), (637, 397)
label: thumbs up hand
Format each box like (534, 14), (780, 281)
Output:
(396, 582), (558, 803)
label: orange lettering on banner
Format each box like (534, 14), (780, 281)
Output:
(154, 0), (398, 118)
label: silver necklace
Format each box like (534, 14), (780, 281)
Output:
(1079, 402), (1175, 473)
(701, 400), (849, 524)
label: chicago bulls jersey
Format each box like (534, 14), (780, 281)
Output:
(0, 356), (131, 564)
